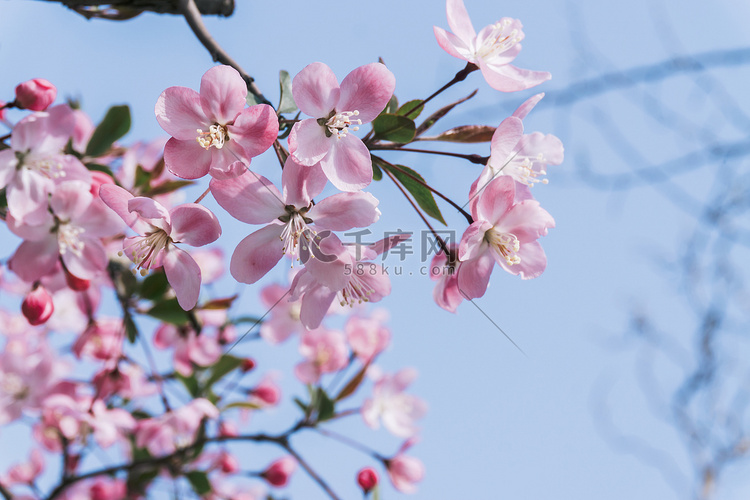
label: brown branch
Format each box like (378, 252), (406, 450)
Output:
(37, 0), (234, 16)
(178, 0), (270, 105)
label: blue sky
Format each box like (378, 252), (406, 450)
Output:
(1, 0), (749, 499)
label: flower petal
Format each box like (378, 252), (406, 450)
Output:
(62, 237), (108, 280)
(210, 171), (285, 224)
(479, 61), (551, 92)
(338, 63), (396, 124)
(446, 0), (477, 43)
(229, 225), (285, 284)
(308, 192), (380, 231)
(169, 204), (222, 247)
(433, 26), (471, 61)
(227, 104), (279, 158)
(292, 62), (340, 118)
(477, 176), (516, 225)
(9, 238), (59, 282)
(289, 119), (330, 166)
(155, 86), (208, 140)
(281, 157), (327, 208)
(164, 138), (212, 179)
(457, 249), (494, 299)
(199, 65), (248, 125)
(163, 246), (202, 310)
(319, 136), (372, 192)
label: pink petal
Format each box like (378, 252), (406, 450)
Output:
(8, 169), (53, 225)
(9, 238), (58, 282)
(457, 250), (494, 299)
(155, 87), (209, 140)
(308, 192), (380, 230)
(433, 26), (471, 61)
(229, 225), (285, 284)
(210, 171), (285, 224)
(164, 138), (212, 179)
(489, 116), (523, 167)
(153, 324), (178, 348)
(519, 132), (564, 165)
(512, 93), (544, 120)
(477, 176), (516, 225)
(6, 212), (53, 241)
(501, 239), (546, 279)
(281, 157), (327, 208)
(299, 284), (337, 330)
(62, 237), (108, 280)
(338, 63), (396, 124)
(199, 65), (248, 125)
(458, 220), (492, 261)
(289, 119), (330, 167)
(169, 204), (222, 247)
(128, 196), (171, 227)
(227, 104), (279, 158)
(163, 246), (202, 310)
(446, 0), (477, 43)
(319, 136), (372, 192)
(479, 61), (551, 92)
(210, 146), (249, 178)
(292, 62), (340, 118)
(497, 199), (555, 243)
(294, 361), (321, 385)
(99, 184), (151, 234)
(303, 234), (352, 291)
(0, 149), (17, 189)
(49, 181), (92, 220)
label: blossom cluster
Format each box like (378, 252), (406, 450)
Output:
(0, 0), (561, 498)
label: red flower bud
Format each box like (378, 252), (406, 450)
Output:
(357, 467), (378, 493)
(22, 284), (54, 326)
(15, 78), (56, 111)
(241, 358), (256, 372)
(64, 269), (90, 291)
(260, 456), (296, 487)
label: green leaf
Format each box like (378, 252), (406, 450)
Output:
(397, 99), (424, 120)
(124, 312), (138, 343)
(315, 387), (336, 422)
(426, 124), (496, 143)
(388, 164), (446, 225)
(232, 315), (263, 325)
(147, 298), (190, 325)
(294, 397), (309, 415)
(86, 105), (131, 157)
(278, 70), (297, 114)
(139, 271), (169, 301)
(186, 471), (212, 496)
(200, 295), (238, 310)
(204, 354), (243, 389)
(372, 160), (383, 181)
(141, 180), (194, 197)
(223, 400), (262, 411)
(372, 114), (416, 144)
(335, 362), (370, 402)
(384, 94), (399, 115)
(176, 373), (201, 398)
(415, 89), (477, 137)
(85, 162), (115, 177)
(246, 91), (262, 106)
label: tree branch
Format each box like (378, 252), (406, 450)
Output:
(37, 0), (234, 17)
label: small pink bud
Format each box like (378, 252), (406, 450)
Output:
(250, 383), (280, 406)
(22, 284), (54, 326)
(218, 420), (239, 437)
(90, 171), (115, 198)
(241, 358), (256, 372)
(260, 456), (296, 487)
(15, 78), (56, 111)
(220, 451), (240, 474)
(357, 467), (378, 493)
(64, 268), (90, 291)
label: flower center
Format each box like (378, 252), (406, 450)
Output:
(485, 228), (521, 266)
(18, 152), (66, 179)
(120, 229), (172, 276)
(338, 274), (375, 307)
(288, 302), (301, 321)
(278, 206), (314, 258)
(196, 124), (228, 150)
(491, 152), (548, 187)
(0, 373), (28, 401)
(57, 222), (86, 257)
(475, 19), (521, 61)
(322, 110), (361, 139)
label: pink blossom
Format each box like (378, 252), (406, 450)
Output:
(21, 283), (54, 326)
(261, 456), (297, 487)
(100, 184), (222, 310)
(72, 318), (123, 361)
(15, 78), (56, 111)
(289, 62), (395, 191)
(458, 176), (554, 299)
(289, 234), (407, 330)
(47, 104), (95, 154)
(153, 322), (222, 376)
(429, 244), (463, 313)
(92, 362), (156, 400)
(8, 180), (121, 283)
(470, 94), (563, 209)
(192, 247), (225, 284)
(345, 310), (391, 361)
(294, 328), (349, 384)
(434, 0), (550, 92)
(0, 112), (91, 225)
(259, 283), (303, 344)
(385, 446), (425, 494)
(135, 398), (219, 456)
(88, 399), (136, 448)
(88, 477), (127, 500)
(155, 65), (278, 179)
(248, 375), (281, 407)
(211, 157), (380, 284)
(357, 467), (378, 494)
(4, 449), (44, 486)
(362, 368), (427, 438)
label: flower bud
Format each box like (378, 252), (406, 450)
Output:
(219, 451), (240, 474)
(218, 420), (239, 437)
(357, 467), (378, 493)
(241, 358), (256, 372)
(64, 268), (90, 291)
(15, 78), (56, 111)
(22, 284), (54, 326)
(90, 171), (115, 198)
(260, 456), (296, 487)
